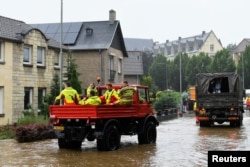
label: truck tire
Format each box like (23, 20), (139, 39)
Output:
(97, 125), (121, 151)
(69, 141), (82, 149)
(199, 121), (210, 127)
(138, 121), (157, 144)
(58, 138), (68, 149)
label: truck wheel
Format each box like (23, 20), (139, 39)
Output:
(58, 138), (67, 149)
(97, 125), (120, 151)
(199, 121), (209, 127)
(230, 121), (236, 127)
(236, 119), (243, 127)
(138, 121), (157, 144)
(69, 141), (82, 149)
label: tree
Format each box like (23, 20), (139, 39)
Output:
(210, 49), (236, 73)
(237, 45), (250, 88)
(148, 54), (167, 90)
(185, 52), (212, 86)
(49, 74), (60, 104)
(142, 51), (154, 75)
(140, 75), (153, 90)
(65, 51), (82, 94)
(168, 53), (189, 92)
(226, 43), (237, 52)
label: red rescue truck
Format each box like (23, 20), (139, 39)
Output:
(49, 84), (159, 151)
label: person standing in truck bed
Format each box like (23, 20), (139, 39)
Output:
(215, 78), (222, 93)
(54, 81), (80, 105)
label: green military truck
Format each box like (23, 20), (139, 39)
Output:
(195, 72), (244, 127)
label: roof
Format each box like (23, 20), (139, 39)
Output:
(31, 21), (128, 57)
(153, 31), (213, 56)
(232, 38), (250, 53)
(0, 16), (62, 49)
(124, 38), (154, 52)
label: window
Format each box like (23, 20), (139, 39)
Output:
(0, 87), (3, 114)
(136, 55), (140, 60)
(23, 45), (32, 64)
(38, 88), (46, 111)
(118, 58), (122, 74)
(0, 41), (4, 62)
(37, 47), (45, 66)
(24, 88), (33, 109)
(210, 44), (214, 52)
(54, 52), (60, 67)
(109, 55), (115, 81)
(109, 55), (114, 70)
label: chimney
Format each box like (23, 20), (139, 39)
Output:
(86, 27), (93, 36)
(109, 9), (116, 24)
(202, 31), (206, 36)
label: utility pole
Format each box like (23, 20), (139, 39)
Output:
(59, 0), (63, 105)
(180, 53), (182, 112)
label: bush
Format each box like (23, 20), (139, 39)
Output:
(15, 123), (55, 143)
(153, 91), (179, 111)
(13, 106), (56, 142)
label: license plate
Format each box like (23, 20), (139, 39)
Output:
(54, 126), (64, 131)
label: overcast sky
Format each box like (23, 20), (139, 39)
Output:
(0, 0), (249, 47)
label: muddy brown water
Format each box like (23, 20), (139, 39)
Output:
(1, 112), (250, 167)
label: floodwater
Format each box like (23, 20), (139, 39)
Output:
(1, 112), (250, 167)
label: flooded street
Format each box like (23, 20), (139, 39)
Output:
(1, 111), (250, 167)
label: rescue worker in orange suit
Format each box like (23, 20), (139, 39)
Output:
(79, 90), (101, 105)
(54, 81), (80, 105)
(103, 83), (120, 104)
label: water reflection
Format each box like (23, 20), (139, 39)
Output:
(0, 112), (250, 166)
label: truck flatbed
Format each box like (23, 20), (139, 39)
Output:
(50, 103), (153, 119)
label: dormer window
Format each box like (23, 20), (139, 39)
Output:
(86, 27), (93, 36)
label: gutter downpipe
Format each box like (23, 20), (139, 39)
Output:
(99, 49), (103, 85)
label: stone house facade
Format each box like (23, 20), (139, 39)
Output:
(0, 16), (65, 125)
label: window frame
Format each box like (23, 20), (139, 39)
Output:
(118, 58), (122, 74)
(0, 41), (4, 62)
(38, 88), (46, 112)
(54, 52), (60, 68)
(109, 55), (114, 70)
(23, 45), (32, 65)
(24, 87), (33, 109)
(210, 44), (214, 52)
(37, 46), (45, 66)
(0, 87), (3, 115)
